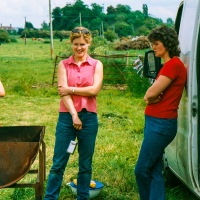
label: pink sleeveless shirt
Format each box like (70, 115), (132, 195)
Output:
(59, 55), (98, 113)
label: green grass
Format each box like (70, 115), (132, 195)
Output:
(0, 38), (199, 200)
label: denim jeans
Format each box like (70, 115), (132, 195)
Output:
(134, 115), (177, 200)
(44, 110), (98, 200)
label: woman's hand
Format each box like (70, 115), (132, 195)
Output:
(144, 93), (163, 105)
(144, 75), (172, 105)
(72, 114), (82, 130)
(58, 86), (71, 97)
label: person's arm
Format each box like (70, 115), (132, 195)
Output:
(0, 81), (5, 97)
(144, 75), (172, 105)
(58, 60), (103, 97)
(57, 61), (82, 130)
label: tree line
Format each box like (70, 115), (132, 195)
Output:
(1, 0), (174, 43)
(50, 0), (174, 37)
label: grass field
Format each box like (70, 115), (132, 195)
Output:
(0, 38), (199, 200)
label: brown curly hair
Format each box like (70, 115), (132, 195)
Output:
(70, 26), (92, 44)
(148, 25), (181, 58)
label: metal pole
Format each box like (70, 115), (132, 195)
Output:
(24, 17), (26, 45)
(80, 13), (82, 27)
(101, 21), (104, 39)
(49, 0), (54, 59)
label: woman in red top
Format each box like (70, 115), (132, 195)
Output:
(44, 27), (103, 200)
(134, 25), (187, 200)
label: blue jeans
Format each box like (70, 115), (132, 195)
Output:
(44, 110), (98, 200)
(134, 115), (177, 200)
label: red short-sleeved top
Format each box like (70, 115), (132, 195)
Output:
(145, 57), (187, 118)
(59, 55), (98, 113)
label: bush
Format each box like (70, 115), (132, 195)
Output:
(10, 37), (18, 43)
(0, 29), (10, 43)
(104, 30), (118, 42)
(54, 30), (70, 39)
(125, 67), (151, 97)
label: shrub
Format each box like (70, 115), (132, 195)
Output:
(10, 37), (18, 43)
(0, 29), (10, 43)
(125, 67), (151, 97)
(104, 30), (118, 42)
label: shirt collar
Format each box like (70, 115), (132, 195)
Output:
(66, 55), (93, 66)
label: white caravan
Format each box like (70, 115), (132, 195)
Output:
(143, 0), (200, 198)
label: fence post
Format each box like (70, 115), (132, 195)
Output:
(105, 50), (107, 64)
(126, 52), (129, 66)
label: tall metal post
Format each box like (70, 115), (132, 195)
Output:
(24, 17), (26, 45)
(49, 0), (54, 59)
(101, 21), (104, 39)
(79, 13), (82, 27)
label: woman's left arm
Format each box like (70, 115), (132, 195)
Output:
(0, 81), (5, 97)
(144, 75), (172, 104)
(59, 60), (103, 97)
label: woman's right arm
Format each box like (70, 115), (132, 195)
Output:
(57, 61), (82, 130)
(144, 75), (172, 104)
(0, 81), (5, 97)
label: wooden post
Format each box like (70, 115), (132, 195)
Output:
(126, 52), (129, 66)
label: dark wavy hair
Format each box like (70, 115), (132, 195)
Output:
(148, 25), (181, 58)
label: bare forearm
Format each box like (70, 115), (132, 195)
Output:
(144, 93), (162, 105)
(0, 82), (5, 97)
(62, 95), (82, 130)
(62, 96), (78, 116)
(59, 85), (102, 97)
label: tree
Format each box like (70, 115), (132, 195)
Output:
(136, 25), (150, 36)
(73, 0), (88, 11)
(17, 28), (24, 35)
(107, 6), (117, 15)
(116, 4), (131, 14)
(144, 17), (162, 31)
(90, 18), (102, 33)
(143, 4), (148, 18)
(41, 21), (49, 30)
(127, 11), (145, 31)
(104, 29), (118, 42)
(25, 21), (34, 29)
(90, 3), (104, 18)
(49, 0), (172, 37)
(52, 7), (62, 30)
(56, 0), (91, 30)
(115, 22), (133, 37)
(166, 18), (174, 27)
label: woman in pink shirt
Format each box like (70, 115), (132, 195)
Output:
(44, 27), (103, 200)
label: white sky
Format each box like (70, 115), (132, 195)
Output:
(0, 0), (182, 28)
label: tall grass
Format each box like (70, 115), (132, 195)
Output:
(0, 38), (199, 200)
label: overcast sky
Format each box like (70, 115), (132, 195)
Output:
(0, 0), (182, 28)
